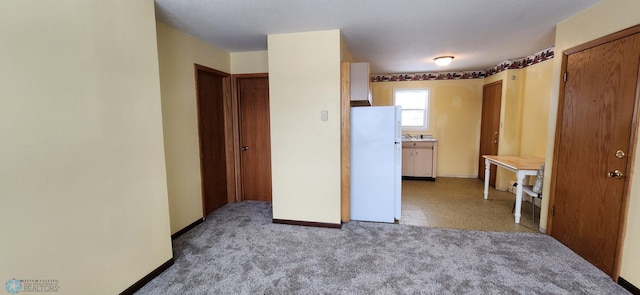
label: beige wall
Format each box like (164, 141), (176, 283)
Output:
(268, 30), (342, 224)
(0, 1), (172, 294)
(156, 22), (231, 234)
(371, 80), (484, 177)
(341, 34), (354, 62)
(545, 0), (640, 284)
(231, 51), (269, 74)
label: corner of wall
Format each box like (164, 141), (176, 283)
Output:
(268, 29), (342, 224)
(230, 51), (269, 74)
(341, 33), (354, 62)
(543, 0), (640, 284)
(156, 20), (232, 234)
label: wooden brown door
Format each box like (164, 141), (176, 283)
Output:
(237, 75), (272, 201)
(550, 32), (640, 277)
(479, 81), (502, 186)
(196, 67), (229, 215)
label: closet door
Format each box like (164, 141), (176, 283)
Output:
(550, 31), (640, 278)
(237, 75), (272, 202)
(478, 81), (502, 186)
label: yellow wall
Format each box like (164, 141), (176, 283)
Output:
(546, 0), (640, 284)
(494, 70), (523, 158)
(371, 79), (484, 177)
(520, 60), (552, 157)
(231, 51), (268, 74)
(374, 64), (551, 189)
(482, 61), (553, 190)
(484, 70), (522, 189)
(268, 30), (342, 224)
(0, 1), (172, 294)
(156, 22), (231, 234)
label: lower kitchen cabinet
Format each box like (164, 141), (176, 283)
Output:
(402, 141), (437, 179)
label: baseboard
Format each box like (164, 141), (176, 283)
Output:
(119, 257), (174, 295)
(619, 277), (640, 295)
(402, 176), (436, 181)
(171, 218), (204, 240)
(434, 174), (476, 178)
(273, 219), (342, 229)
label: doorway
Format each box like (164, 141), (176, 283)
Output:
(234, 74), (272, 201)
(195, 65), (235, 216)
(478, 81), (502, 187)
(548, 28), (640, 279)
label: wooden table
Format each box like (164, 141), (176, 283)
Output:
(482, 155), (545, 224)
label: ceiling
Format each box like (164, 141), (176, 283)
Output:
(154, 0), (601, 74)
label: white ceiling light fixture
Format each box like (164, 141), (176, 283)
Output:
(434, 56), (454, 66)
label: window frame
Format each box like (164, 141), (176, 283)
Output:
(393, 88), (430, 131)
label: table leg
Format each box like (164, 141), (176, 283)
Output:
(514, 172), (524, 224)
(484, 158), (490, 200)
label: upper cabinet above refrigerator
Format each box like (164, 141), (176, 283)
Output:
(350, 62), (372, 107)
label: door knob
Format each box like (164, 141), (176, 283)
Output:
(241, 146), (249, 151)
(607, 170), (624, 179)
(492, 140), (497, 144)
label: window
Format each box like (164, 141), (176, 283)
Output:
(394, 89), (429, 130)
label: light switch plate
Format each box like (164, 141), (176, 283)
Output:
(321, 110), (328, 121)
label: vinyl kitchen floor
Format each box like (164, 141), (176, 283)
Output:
(401, 177), (540, 233)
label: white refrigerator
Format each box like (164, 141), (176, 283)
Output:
(350, 106), (402, 223)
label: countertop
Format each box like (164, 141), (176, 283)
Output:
(401, 137), (437, 142)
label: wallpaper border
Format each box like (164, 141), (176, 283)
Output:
(370, 46), (554, 82)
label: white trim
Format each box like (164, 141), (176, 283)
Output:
(393, 88), (430, 131)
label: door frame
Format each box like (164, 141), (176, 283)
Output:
(231, 73), (269, 202)
(546, 25), (640, 280)
(194, 64), (236, 217)
(340, 62), (351, 222)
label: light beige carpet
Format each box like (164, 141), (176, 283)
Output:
(135, 201), (628, 295)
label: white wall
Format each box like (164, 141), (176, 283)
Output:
(0, 1), (172, 294)
(156, 22), (231, 234)
(543, 0), (640, 284)
(268, 30), (342, 224)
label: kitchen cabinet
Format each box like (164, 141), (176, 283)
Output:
(402, 141), (437, 179)
(350, 62), (371, 106)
